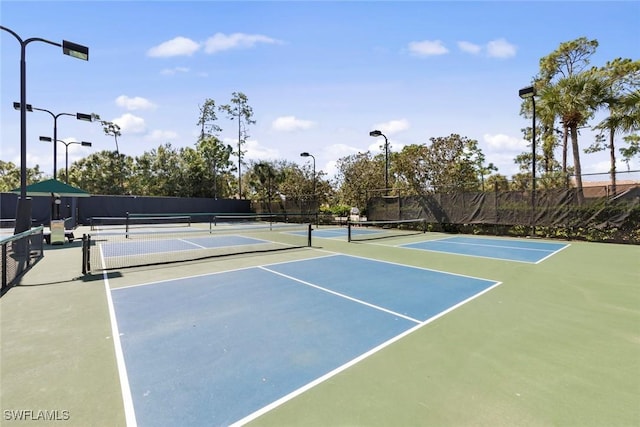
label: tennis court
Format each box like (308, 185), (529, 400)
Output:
(110, 254), (500, 427)
(400, 236), (569, 263)
(1, 219), (638, 427)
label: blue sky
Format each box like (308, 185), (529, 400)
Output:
(2, 1), (639, 184)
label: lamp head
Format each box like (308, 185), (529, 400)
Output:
(369, 130), (383, 137)
(39, 136), (53, 142)
(81, 141), (92, 147)
(300, 152), (310, 157)
(62, 40), (89, 61)
(519, 86), (536, 99)
(13, 102), (33, 112)
(76, 112), (94, 122)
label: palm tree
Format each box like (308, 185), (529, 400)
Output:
(593, 91), (640, 195)
(250, 162), (280, 213)
(539, 72), (608, 204)
(590, 59), (640, 195)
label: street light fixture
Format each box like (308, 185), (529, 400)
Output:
(519, 85), (537, 236)
(300, 152), (317, 223)
(1, 25), (89, 234)
(300, 152), (316, 196)
(369, 129), (389, 195)
(39, 136), (92, 184)
(15, 102), (94, 181)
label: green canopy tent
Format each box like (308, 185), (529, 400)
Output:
(10, 180), (90, 241)
(11, 179), (90, 198)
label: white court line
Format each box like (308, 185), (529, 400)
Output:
(111, 251), (337, 291)
(428, 238), (561, 253)
(259, 266), (422, 324)
(312, 249), (501, 283)
(397, 237), (570, 264)
(177, 238), (207, 249)
(101, 247), (137, 427)
(534, 243), (571, 264)
(398, 244), (538, 264)
(230, 279), (503, 427)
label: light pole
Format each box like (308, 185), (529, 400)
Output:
(300, 152), (316, 197)
(519, 85), (537, 236)
(15, 103), (94, 181)
(1, 25), (89, 234)
(300, 152), (316, 223)
(39, 137), (92, 183)
(369, 130), (389, 195)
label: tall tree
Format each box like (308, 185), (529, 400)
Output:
(619, 134), (640, 171)
(536, 37), (599, 181)
(419, 134), (483, 193)
(73, 150), (133, 195)
(587, 59), (640, 193)
(197, 98), (222, 139)
(197, 136), (234, 199)
(335, 151), (384, 211)
(0, 161), (43, 192)
(100, 120), (125, 192)
(248, 161), (281, 212)
(540, 71), (608, 204)
(219, 92), (256, 199)
(392, 144), (430, 195)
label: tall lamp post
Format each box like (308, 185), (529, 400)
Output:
(1, 25), (89, 234)
(15, 103), (94, 180)
(369, 130), (389, 195)
(39, 137), (92, 183)
(300, 152), (316, 208)
(519, 85), (537, 236)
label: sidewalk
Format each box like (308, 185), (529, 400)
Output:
(0, 227), (125, 426)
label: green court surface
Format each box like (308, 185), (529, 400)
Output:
(1, 226), (638, 426)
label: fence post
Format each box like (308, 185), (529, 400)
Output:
(81, 234), (87, 275)
(1, 243), (7, 291)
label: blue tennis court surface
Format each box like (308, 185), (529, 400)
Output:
(110, 254), (499, 426)
(401, 236), (569, 263)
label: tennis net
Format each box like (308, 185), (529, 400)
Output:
(82, 221), (312, 273)
(1, 226), (44, 294)
(347, 218), (427, 242)
(90, 215), (192, 233)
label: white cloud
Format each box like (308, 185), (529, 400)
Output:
(372, 119), (410, 135)
(147, 36), (200, 57)
(457, 39), (517, 58)
(271, 116), (316, 132)
(486, 38), (517, 58)
(204, 33), (282, 54)
(160, 66), (190, 76)
(487, 152), (521, 176)
(408, 40), (448, 56)
(322, 144), (363, 178)
(113, 113), (146, 134)
(324, 143), (361, 158)
(115, 95), (157, 111)
(483, 133), (527, 152)
(145, 129), (179, 143)
(457, 41), (482, 55)
(231, 139), (280, 161)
